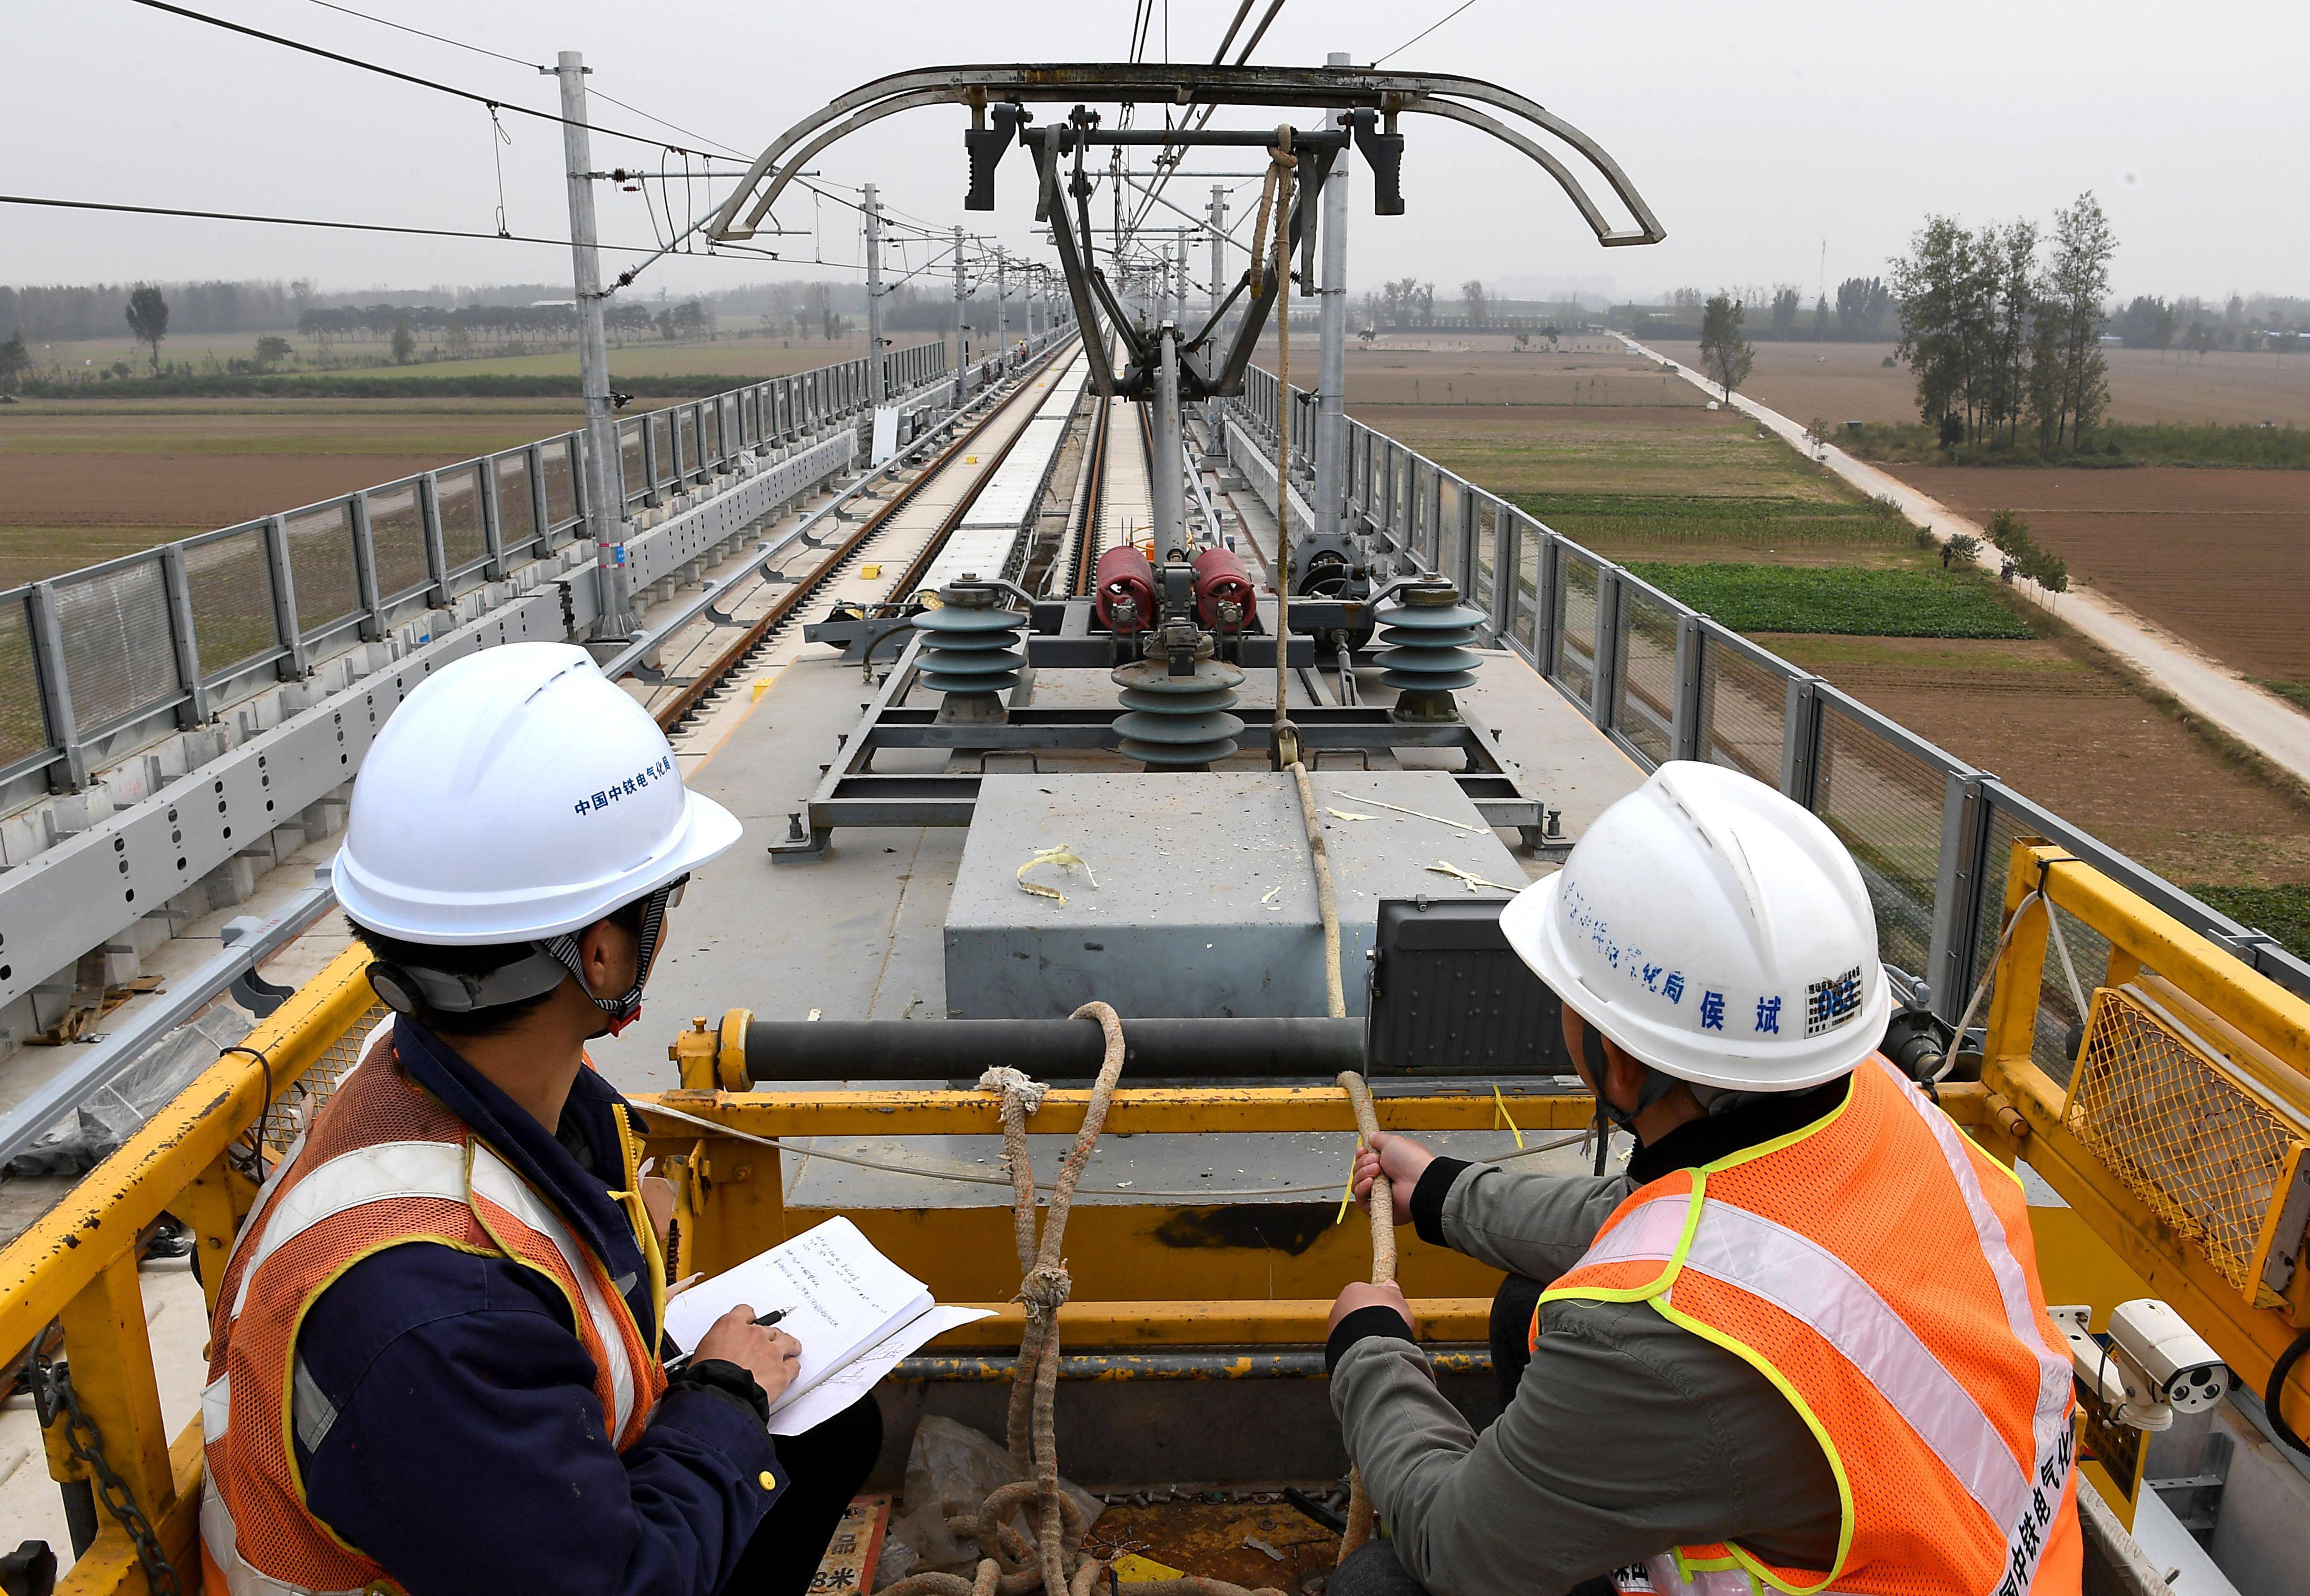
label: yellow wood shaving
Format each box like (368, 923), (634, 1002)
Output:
(1326, 807), (1377, 822)
(1426, 859), (1521, 894)
(1260, 885), (1282, 904)
(1368, 798), (1486, 833)
(1017, 844), (1097, 905)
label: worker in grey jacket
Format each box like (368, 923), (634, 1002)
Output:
(1324, 762), (2083, 1596)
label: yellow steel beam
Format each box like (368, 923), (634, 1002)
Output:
(55, 1255), (175, 1540)
(0, 942), (374, 1363)
(56, 1416), (202, 1596)
(638, 1085), (1605, 1139)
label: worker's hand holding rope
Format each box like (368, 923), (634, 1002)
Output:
(1350, 1131), (1433, 1228)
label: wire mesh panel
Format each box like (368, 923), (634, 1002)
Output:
(676, 407), (700, 480)
(435, 465), (487, 575)
(364, 480), (430, 602)
(1812, 702), (1945, 981)
(1472, 499), (1497, 617)
(650, 412), (676, 489)
(2067, 984), (2301, 1293)
(1696, 632), (1786, 785)
(493, 452), (538, 556)
(284, 499), (360, 642)
(182, 526), (279, 682)
(0, 590), (51, 773)
(1613, 587), (1679, 766)
(618, 419), (647, 508)
(1517, 521), (1542, 657)
(541, 439), (579, 530)
(1551, 550), (1600, 704)
(739, 389), (758, 447)
(1437, 476), (1464, 587)
(55, 557), (180, 733)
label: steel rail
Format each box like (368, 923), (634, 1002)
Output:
(634, 337), (1080, 731)
(1072, 393), (1114, 595)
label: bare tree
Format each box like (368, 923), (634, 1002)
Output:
(1699, 294), (1753, 402)
(125, 283), (170, 375)
(1460, 279), (1488, 327)
(2046, 192), (2115, 449)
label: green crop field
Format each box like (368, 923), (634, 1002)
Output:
(1624, 562), (2037, 639)
(1517, 491), (1917, 566)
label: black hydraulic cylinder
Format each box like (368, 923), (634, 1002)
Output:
(742, 1016), (1365, 1083)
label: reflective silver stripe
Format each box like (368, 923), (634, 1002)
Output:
(469, 1144), (638, 1439)
(1622, 1554), (1867, 1596)
(200, 1483), (368, 1596)
(228, 1141), (468, 1323)
(292, 1356), (340, 1453)
(1667, 1198), (2028, 1533)
(201, 1373), (230, 1443)
(1567, 1193), (1691, 1273)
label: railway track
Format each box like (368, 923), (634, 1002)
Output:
(640, 338), (1080, 735)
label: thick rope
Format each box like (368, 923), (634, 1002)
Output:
(1289, 761), (1346, 1020)
(1250, 127), (1300, 765)
(1335, 1069), (1395, 1559)
(884, 1006), (1285, 1596)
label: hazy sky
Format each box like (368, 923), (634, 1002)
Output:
(12, 0), (2307, 305)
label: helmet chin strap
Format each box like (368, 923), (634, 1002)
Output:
(1581, 1015), (1676, 1174)
(542, 876), (686, 1039)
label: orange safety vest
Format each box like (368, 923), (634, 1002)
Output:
(199, 1035), (669, 1596)
(1538, 1056), (2082, 1596)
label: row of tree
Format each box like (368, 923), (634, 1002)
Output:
(1891, 192), (2116, 451)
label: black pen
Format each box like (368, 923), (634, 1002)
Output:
(664, 1308), (792, 1375)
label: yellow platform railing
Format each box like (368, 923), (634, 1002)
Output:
(7, 838), (2306, 1592)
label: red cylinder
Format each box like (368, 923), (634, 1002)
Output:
(1093, 545), (1158, 634)
(1192, 546), (1258, 630)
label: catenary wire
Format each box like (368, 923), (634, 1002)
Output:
(126, 0), (724, 159)
(1371, 0), (1479, 66)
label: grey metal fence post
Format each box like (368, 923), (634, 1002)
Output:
(418, 471), (450, 607)
(1591, 569), (1622, 727)
(640, 422), (662, 509)
(529, 446), (553, 553)
(1456, 485), (1477, 602)
(350, 495), (387, 641)
(26, 583), (86, 791)
(1672, 614), (1705, 760)
(1928, 774), (1991, 1026)
(479, 460), (508, 581)
(1493, 503), (1518, 645)
(1780, 677), (1821, 805)
(262, 516), (307, 678)
(159, 544), (210, 728)
(1536, 534), (1561, 677)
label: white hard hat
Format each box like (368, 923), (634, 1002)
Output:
(1499, 761), (1889, 1091)
(334, 643), (741, 945)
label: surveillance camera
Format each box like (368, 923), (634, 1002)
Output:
(2110, 1299), (2229, 1414)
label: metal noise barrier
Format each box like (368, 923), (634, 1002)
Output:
(2066, 980), (2310, 1303)
(1375, 578), (1484, 724)
(1112, 649), (1246, 770)
(742, 1016), (1367, 1080)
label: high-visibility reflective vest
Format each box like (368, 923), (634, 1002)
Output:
(199, 1036), (668, 1596)
(1539, 1056), (2082, 1596)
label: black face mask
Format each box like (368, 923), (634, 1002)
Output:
(366, 876), (689, 1037)
(1577, 1013), (1675, 1174)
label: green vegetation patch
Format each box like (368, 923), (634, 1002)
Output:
(1828, 419), (2310, 469)
(2189, 884), (2310, 961)
(1622, 561), (2035, 639)
(1516, 492), (1909, 553)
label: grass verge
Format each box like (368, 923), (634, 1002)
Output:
(1624, 561), (2035, 639)
(2188, 884), (2310, 960)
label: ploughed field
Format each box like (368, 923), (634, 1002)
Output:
(1322, 341), (2310, 929)
(1879, 465), (2310, 689)
(1653, 339), (2310, 429)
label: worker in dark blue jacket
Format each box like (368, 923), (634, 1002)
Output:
(201, 646), (880, 1596)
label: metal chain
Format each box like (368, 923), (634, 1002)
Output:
(30, 1346), (183, 1596)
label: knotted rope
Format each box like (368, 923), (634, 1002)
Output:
(1335, 1069), (1395, 1559)
(1250, 126), (1302, 769)
(881, 1003), (1286, 1596)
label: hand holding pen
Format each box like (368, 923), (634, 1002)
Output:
(678, 1305), (802, 1398)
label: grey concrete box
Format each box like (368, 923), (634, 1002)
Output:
(943, 771), (1532, 1020)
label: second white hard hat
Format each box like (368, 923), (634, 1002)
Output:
(334, 643), (742, 945)
(1499, 761), (1889, 1091)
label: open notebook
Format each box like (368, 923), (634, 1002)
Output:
(662, 1217), (991, 1435)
